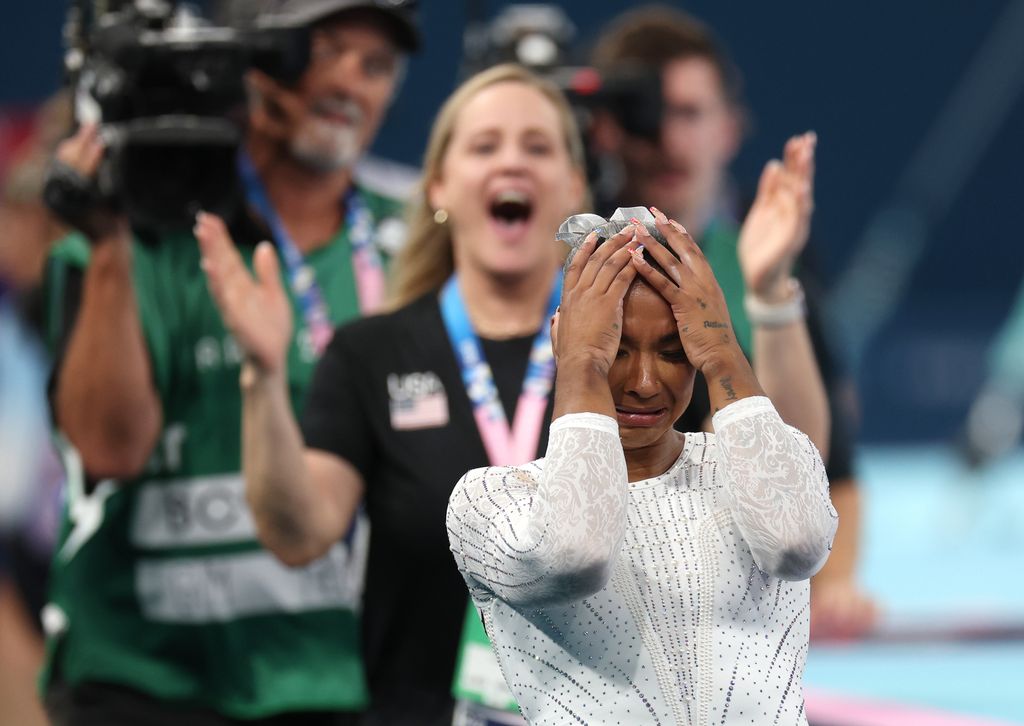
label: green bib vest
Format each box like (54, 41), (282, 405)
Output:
(41, 187), (403, 718)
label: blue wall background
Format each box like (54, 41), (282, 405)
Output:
(3, 0), (1022, 445)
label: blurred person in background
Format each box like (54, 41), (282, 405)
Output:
(195, 62), (586, 726)
(38, 1), (418, 724)
(1, 93), (73, 625)
(0, 92), (71, 292)
(0, 280), (52, 726)
(587, 4), (877, 639)
(0, 92), (74, 726)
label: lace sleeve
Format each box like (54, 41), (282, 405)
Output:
(712, 396), (838, 581)
(446, 412), (628, 608)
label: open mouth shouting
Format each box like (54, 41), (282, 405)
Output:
(488, 189), (534, 242)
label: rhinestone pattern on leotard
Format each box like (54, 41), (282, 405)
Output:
(447, 397), (837, 725)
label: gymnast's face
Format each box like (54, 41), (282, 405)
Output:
(608, 281), (695, 453)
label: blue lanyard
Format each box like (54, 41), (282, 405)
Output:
(440, 273), (562, 465)
(237, 152), (379, 354)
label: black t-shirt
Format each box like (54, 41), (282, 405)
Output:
(302, 292), (553, 725)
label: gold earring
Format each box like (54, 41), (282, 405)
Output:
(433, 208), (449, 225)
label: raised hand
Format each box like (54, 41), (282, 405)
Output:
(555, 226), (639, 374)
(738, 132), (816, 300)
(195, 213), (292, 375)
(55, 122), (105, 177)
(47, 122), (127, 242)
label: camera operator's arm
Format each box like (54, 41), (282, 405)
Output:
(738, 133), (830, 459)
(196, 213), (363, 566)
(52, 124), (162, 478)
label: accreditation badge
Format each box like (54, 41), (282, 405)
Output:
(452, 601), (521, 715)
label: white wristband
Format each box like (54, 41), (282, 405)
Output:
(744, 279), (806, 328)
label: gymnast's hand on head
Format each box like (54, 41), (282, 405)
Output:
(551, 225), (638, 419)
(630, 208), (764, 412)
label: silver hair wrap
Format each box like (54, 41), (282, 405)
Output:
(557, 207), (667, 272)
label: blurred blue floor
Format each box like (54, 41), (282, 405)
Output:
(805, 446), (1024, 723)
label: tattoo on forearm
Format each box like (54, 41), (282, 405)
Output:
(720, 376), (737, 402)
(703, 321), (727, 329)
(697, 298), (708, 309)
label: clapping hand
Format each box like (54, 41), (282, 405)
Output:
(195, 213), (292, 375)
(738, 132), (816, 301)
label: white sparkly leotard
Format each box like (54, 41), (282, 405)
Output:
(446, 396), (838, 725)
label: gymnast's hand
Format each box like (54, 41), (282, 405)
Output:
(554, 225), (639, 374)
(630, 209), (743, 374)
(551, 225), (638, 419)
(195, 212), (293, 376)
(631, 208), (763, 412)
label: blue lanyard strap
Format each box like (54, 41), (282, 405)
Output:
(237, 152), (379, 353)
(440, 273), (562, 464)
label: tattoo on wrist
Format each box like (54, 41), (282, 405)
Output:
(720, 376), (737, 402)
(703, 321), (728, 329)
